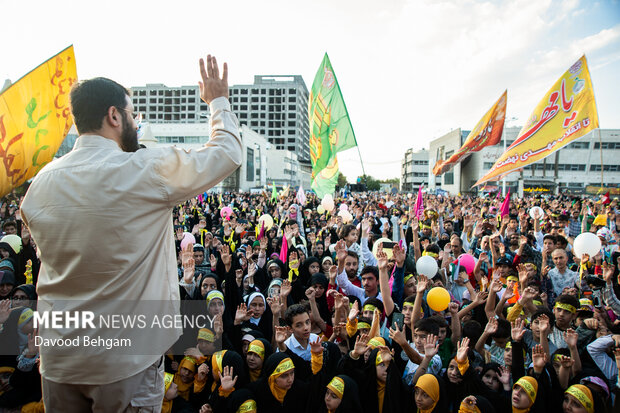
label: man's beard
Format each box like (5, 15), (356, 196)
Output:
(119, 112), (139, 152)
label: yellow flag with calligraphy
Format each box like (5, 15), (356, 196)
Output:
(0, 45), (77, 197)
(474, 55), (598, 187)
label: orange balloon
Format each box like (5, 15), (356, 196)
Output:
(426, 287), (451, 312)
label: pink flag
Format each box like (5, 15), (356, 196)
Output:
(500, 190), (510, 219)
(296, 185), (307, 205)
(258, 221), (265, 240)
(280, 233), (288, 262)
(413, 184), (424, 219)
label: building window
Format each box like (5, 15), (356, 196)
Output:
(594, 142), (620, 150)
(444, 172), (454, 185)
(247, 148), (254, 181)
(566, 141), (589, 149)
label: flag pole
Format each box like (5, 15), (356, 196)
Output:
(598, 128), (604, 188)
(356, 146), (367, 177)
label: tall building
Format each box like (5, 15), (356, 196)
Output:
(229, 75), (310, 161)
(401, 148), (439, 191)
(131, 84), (208, 123)
(130, 75), (311, 161)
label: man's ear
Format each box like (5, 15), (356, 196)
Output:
(106, 106), (122, 128)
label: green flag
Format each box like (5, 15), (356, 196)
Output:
(309, 53), (357, 198)
(271, 182), (277, 202)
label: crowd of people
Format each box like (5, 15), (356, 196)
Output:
(1, 186), (620, 412)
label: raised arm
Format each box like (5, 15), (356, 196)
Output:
(377, 249), (395, 316)
(162, 56), (242, 206)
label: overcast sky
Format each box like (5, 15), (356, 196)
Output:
(2, 0), (619, 180)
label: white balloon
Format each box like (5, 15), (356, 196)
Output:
(342, 211), (353, 223)
(573, 232), (602, 258)
(258, 214), (274, 231)
(529, 206), (544, 219)
(416, 256), (438, 277)
(317, 205), (326, 214)
(321, 195), (335, 211)
(339, 203), (348, 211)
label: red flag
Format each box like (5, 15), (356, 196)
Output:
(602, 191), (611, 205)
(279, 234), (288, 262)
(500, 190), (510, 219)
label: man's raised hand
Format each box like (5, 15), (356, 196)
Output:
(199, 55), (229, 104)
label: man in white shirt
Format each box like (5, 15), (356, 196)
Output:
(21, 55), (242, 412)
(548, 249), (578, 296)
(334, 240), (383, 303)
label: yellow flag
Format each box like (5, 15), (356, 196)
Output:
(475, 55), (598, 187)
(0, 45), (77, 197)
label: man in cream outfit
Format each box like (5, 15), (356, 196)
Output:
(20, 55), (241, 412)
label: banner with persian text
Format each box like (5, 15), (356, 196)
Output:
(432, 90), (506, 175)
(0, 45), (77, 197)
(474, 55), (598, 187)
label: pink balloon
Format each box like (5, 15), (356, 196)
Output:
(458, 253), (476, 274)
(220, 206), (233, 220)
(180, 232), (196, 250)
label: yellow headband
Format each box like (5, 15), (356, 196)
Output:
(363, 304), (377, 312)
(271, 358), (294, 377)
(212, 350), (227, 378)
(179, 356), (197, 373)
(18, 308), (33, 326)
(404, 273), (415, 284)
(423, 251), (438, 258)
(197, 328), (215, 343)
(554, 302), (577, 314)
(507, 275), (518, 282)
(357, 322), (371, 330)
(403, 302), (415, 308)
(164, 372), (174, 392)
(514, 377), (538, 404)
(248, 340), (265, 360)
(327, 376), (345, 400)
(237, 400), (257, 413)
(368, 337), (386, 349)
(207, 290), (225, 306)
(565, 385), (594, 413)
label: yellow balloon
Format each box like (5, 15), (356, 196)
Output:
(426, 287), (450, 312)
(317, 205), (326, 214)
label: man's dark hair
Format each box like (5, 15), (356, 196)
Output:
(556, 294), (580, 309)
(1, 220), (16, 231)
(430, 314), (448, 328)
(284, 303), (309, 326)
(360, 266), (379, 280)
(362, 297), (384, 314)
(424, 244), (440, 255)
(413, 318), (440, 336)
(492, 318), (511, 339)
(286, 220), (298, 228)
(531, 308), (555, 325)
(70, 77), (130, 134)
(346, 250), (359, 262)
(543, 234), (556, 244)
(462, 320), (483, 343)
